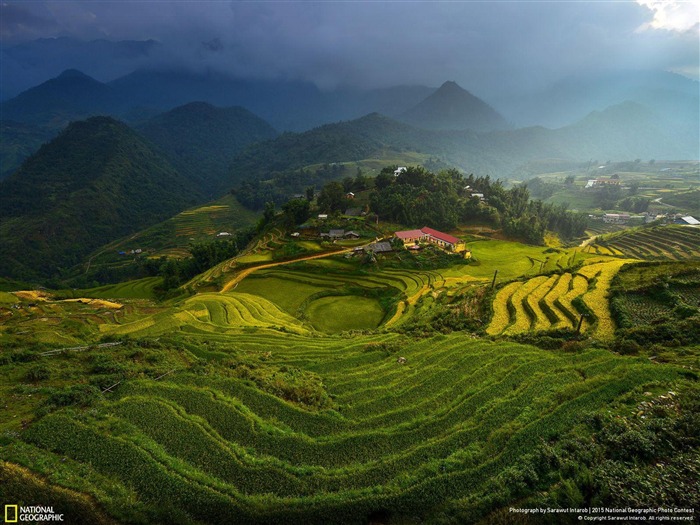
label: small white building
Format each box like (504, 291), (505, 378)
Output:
(603, 213), (630, 224)
(394, 167), (407, 177)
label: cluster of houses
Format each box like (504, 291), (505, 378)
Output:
(597, 213), (699, 225)
(319, 229), (360, 240)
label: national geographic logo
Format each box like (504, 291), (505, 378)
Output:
(4, 505), (64, 522)
(4, 505), (18, 523)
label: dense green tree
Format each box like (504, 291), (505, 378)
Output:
(305, 186), (315, 201)
(317, 181), (346, 213)
(282, 198), (311, 226)
(374, 169), (395, 190)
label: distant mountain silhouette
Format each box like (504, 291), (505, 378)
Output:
(109, 68), (325, 131)
(0, 116), (198, 280)
(0, 69), (127, 128)
(400, 81), (510, 131)
(0, 37), (158, 101)
(137, 102), (278, 196)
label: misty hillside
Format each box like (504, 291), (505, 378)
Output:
(496, 70), (700, 130)
(137, 102), (278, 196)
(229, 102), (697, 190)
(401, 81), (510, 131)
(0, 117), (199, 280)
(0, 69), (127, 129)
(229, 112), (440, 181)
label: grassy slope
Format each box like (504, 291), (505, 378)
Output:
(2, 236), (698, 524)
(84, 194), (259, 273)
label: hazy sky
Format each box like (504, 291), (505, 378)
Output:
(1, 0), (698, 94)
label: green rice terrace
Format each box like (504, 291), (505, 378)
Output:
(2, 225), (699, 524)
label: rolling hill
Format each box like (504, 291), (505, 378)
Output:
(0, 116), (199, 282)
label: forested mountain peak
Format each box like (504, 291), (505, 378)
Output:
(0, 116), (198, 280)
(137, 102), (278, 195)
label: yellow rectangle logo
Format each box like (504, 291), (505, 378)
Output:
(5, 505), (18, 523)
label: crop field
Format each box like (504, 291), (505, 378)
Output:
(584, 225), (700, 260)
(60, 277), (162, 300)
(464, 240), (586, 281)
(305, 295), (385, 332)
(486, 258), (632, 339)
(609, 260), (700, 331)
(98, 292), (311, 337)
(3, 233), (699, 524)
(3, 330), (687, 525)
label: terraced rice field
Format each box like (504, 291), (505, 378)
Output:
(7, 332), (683, 524)
(90, 195), (258, 265)
(71, 277), (162, 300)
(584, 225), (700, 260)
(99, 292), (310, 337)
(233, 264), (465, 331)
(487, 259), (632, 339)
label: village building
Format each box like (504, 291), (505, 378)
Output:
(394, 167), (407, 177)
(394, 226), (467, 253)
(585, 178), (621, 189)
(364, 241), (392, 253)
(395, 229), (427, 244)
(603, 213), (631, 224)
(675, 216), (700, 226)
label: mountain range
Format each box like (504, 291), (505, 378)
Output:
(0, 62), (698, 283)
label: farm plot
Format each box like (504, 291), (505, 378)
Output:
(98, 293), (310, 337)
(305, 295), (386, 332)
(487, 258), (629, 338)
(12, 331), (684, 525)
(586, 226), (700, 261)
(577, 260), (632, 339)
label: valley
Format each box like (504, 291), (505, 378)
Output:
(2, 206), (699, 523)
(1, 25), (699, 523)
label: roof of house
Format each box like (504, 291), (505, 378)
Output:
(345, 231), (360, 237)
(680, 216), (700, 225)
(366, 242), (392, 253)
(421, 227), (461, 245)
(329, 229), (345, 236)
(395, 229), (426, 240)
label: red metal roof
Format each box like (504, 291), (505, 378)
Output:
(420, 227), (461, 245)
(395, 229), (426, 239)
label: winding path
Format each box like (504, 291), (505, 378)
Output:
(220, 247), (354, 293)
